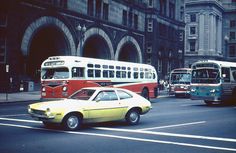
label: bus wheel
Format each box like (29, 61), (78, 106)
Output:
(141, 88), (149, 100)
(204, 100), (213, 106)
(62, 113), (82, 131)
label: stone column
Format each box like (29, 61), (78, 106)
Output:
(209, 13), (215, 52)
(199, 12), (205, 52)
(217, 17), (222, 54)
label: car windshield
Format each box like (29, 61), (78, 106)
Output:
(170, 73), (191, 84)
(41, 68), (69, 79)
(69, 89), (96, 100)
(192, 68), (220, 84)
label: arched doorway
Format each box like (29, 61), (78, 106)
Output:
(118, 42), (139, 62)
(82, 35), (111, 59)
(27, 26), (69, 81)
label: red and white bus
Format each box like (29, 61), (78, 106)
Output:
(169, 68), (191, 97)
(40, 56), (158, 99)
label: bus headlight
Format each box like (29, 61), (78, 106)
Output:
(191, 88), (196, 92)
(62, 86), (67, 92)
(210, 89), (219, 93)
(42, 87), (46, 92)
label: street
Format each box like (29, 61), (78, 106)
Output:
(0, 96), (236, 153)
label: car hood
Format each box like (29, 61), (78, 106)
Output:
(29, 99), (88, 111)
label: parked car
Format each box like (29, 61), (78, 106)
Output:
(28, 87), (152, 130)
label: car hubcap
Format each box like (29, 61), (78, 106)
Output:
(130, 112), (138, 122)
(67, 116), (79, 129)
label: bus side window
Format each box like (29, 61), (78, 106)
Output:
(72, 67), (84, 77)
(134, 72), (139, 79)
(95, 70), (101, 78)
(222, 67), (230, 82)
(87, 69), (94, 77)
(103, 70), (109, 78)
(231, 67), (236, 81)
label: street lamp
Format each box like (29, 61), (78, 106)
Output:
(76, 24), (87, 56)
(224, 35), (229, 59)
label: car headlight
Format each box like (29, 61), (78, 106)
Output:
(42, 87), (46, 92)
(62, 86), (67, 92)
(28, 106), (31, 113)
(46, 108), (51, 116)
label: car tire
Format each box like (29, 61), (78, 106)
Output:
(125, 109), (140, 125)
(62, 113), (82, 131)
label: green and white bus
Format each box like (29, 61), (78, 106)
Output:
(190, 60), (236, 105)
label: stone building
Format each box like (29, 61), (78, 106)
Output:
(0, 0), (185, 92)
(184, 0), (236, 67)
(222, 0), (236, 62)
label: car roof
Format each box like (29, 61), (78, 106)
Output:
(82, 87), (130, 92)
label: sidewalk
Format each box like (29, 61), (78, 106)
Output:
(0, 91), (41, 103)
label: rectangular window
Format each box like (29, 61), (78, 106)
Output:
(87, 0), (94, 16)
(95, 70), (101, 78)
(103, 3), (109, 20)
(230, 32), (235, 40)
(190, 14), (196, 22)
(230, 20), (236, 27)
(148, 0), (153, 7)
(133, 72), (139, 79)
(87, 69), (94, 77)
(190, 26), (196, 35)
(128, 11), (133, 27)
(0, 37), (6, 63)
(189, 40), (196, 52)
(122, 10), (127, 26)
(72, 67), (84, 78)
(229, 45), (236, 57)
(222, 67), (230, 82)
(231, 67), (236, 81)
(95, 0), (102, 18)
(0, 13), (7, 27)
(103, 70), (108, 78)
(134, 14), (138, 30)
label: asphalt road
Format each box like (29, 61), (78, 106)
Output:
(0, 96), (236, 153)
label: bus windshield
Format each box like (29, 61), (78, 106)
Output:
(171, 73), (191, 84)
(192, 68), (220, 84)
(41, 68), (69, 79)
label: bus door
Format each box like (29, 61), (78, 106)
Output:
(221, 67), (231, 98)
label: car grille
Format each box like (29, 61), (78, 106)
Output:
(31, 109), (45, 116)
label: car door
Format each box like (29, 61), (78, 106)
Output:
(87, 90), (126, 122)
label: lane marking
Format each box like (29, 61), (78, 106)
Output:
(0, 117), (41, 123)
(138, 121), (206, 131)
(95, 127), (236, 143)
(0, 114), (29, 117)
(1, 117), (236, 143)
(0, 122), (235, 152)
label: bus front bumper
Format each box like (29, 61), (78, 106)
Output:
(190, 95), (221, 102)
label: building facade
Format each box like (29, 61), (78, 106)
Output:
(0, 0), (185, 92)
(184, 0), (236, 67)
(222, 0), (236, 62)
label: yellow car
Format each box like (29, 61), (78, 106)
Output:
(28, 87), (152, 130)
